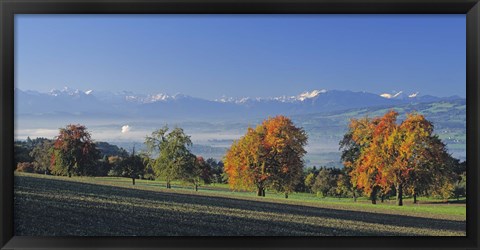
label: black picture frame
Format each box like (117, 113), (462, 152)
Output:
(1, 0), (479, 249)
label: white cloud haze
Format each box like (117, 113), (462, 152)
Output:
(121, 125), (131, 134)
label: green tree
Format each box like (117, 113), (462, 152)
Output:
(304, 172), (316, 193)
(96, 155), (112, 176)
(14, 142), (33, 168)
(121, 147), (146, 185)
(453, 172), (466, 201)
(145, 126), (193, 189)
(312, 168), (337, 197)
(206, 158), (226, 184)
(335, 171), (354, 198)
(139, 152), (156, 180)
(339, 131), (361, 201)
(182, 156), (214, 191)
(29, 139), (54, 174)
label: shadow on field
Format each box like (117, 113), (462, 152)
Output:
(419, 199), (466, 205)
(14, 175), (465, 236)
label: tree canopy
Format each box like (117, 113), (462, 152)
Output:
(224, 115), (308, 197)
(145, 126), (194, 188)
(50, 124), (100, 177)
(342, 110), (457, 205)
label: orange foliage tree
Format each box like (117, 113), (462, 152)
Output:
(344, 116), (388, 204)
(224, 116), (307, 198)
(344, 111), (455, 206)
(399, 114), (455, 203)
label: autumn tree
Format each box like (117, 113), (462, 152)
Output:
(50, 124), (100, 177)
(224, 116), (307, 198)
(343, 111), (457, 206)
(266, 116), (307, 198)
(145, 126), (193, 188)
(371, 110), (403, 205)
(392, 113), (432, 205)
(224, 127), (267, 196)
(383, 112), (458, 206)
(16, 162), (35, 173)
(343, 116), (387, 204)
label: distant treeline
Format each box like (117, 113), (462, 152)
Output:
(14, 130), (226, 188)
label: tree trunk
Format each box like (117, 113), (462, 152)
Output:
(381, 194), (385, 203)
(194, 184), (198, 192)
(353, 191), (357, 202)
(166, 181), (171, 189)
(285, 193), (288, 199)
(370, 187), (378, 204)
(132, 178), (135, 185)
(68, 172), (72, 178)
(262, 189), (266, 197)
(257, 187), (263, 196)
(413, 193), (417, 204)
(396, 183), (403, 206)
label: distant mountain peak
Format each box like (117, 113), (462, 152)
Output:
(216, 89), (328, 104)
(408, 92), (419, 98)
(380, 91), (403, 99)
(147, 93), (170, 102)
(124, 92), (170, 103)
(297, 89), (327, 101)
(122, 92), (197, 104)
(49, 86), (85, 97)
(380, 91), (422, 99)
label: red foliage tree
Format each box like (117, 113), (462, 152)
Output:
(50, 124), (100, 177)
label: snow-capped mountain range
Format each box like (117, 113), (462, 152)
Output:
(14, 87), (462, 120)
(216, 89), (329, 104)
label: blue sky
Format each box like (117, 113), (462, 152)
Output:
(15, 14), (466, 99)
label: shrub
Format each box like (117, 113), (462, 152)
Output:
(16, 162), (35, 173)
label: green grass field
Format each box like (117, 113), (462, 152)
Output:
(14, 172), (466, 236)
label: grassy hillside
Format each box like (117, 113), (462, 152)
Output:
(15, 173), (466, 236)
